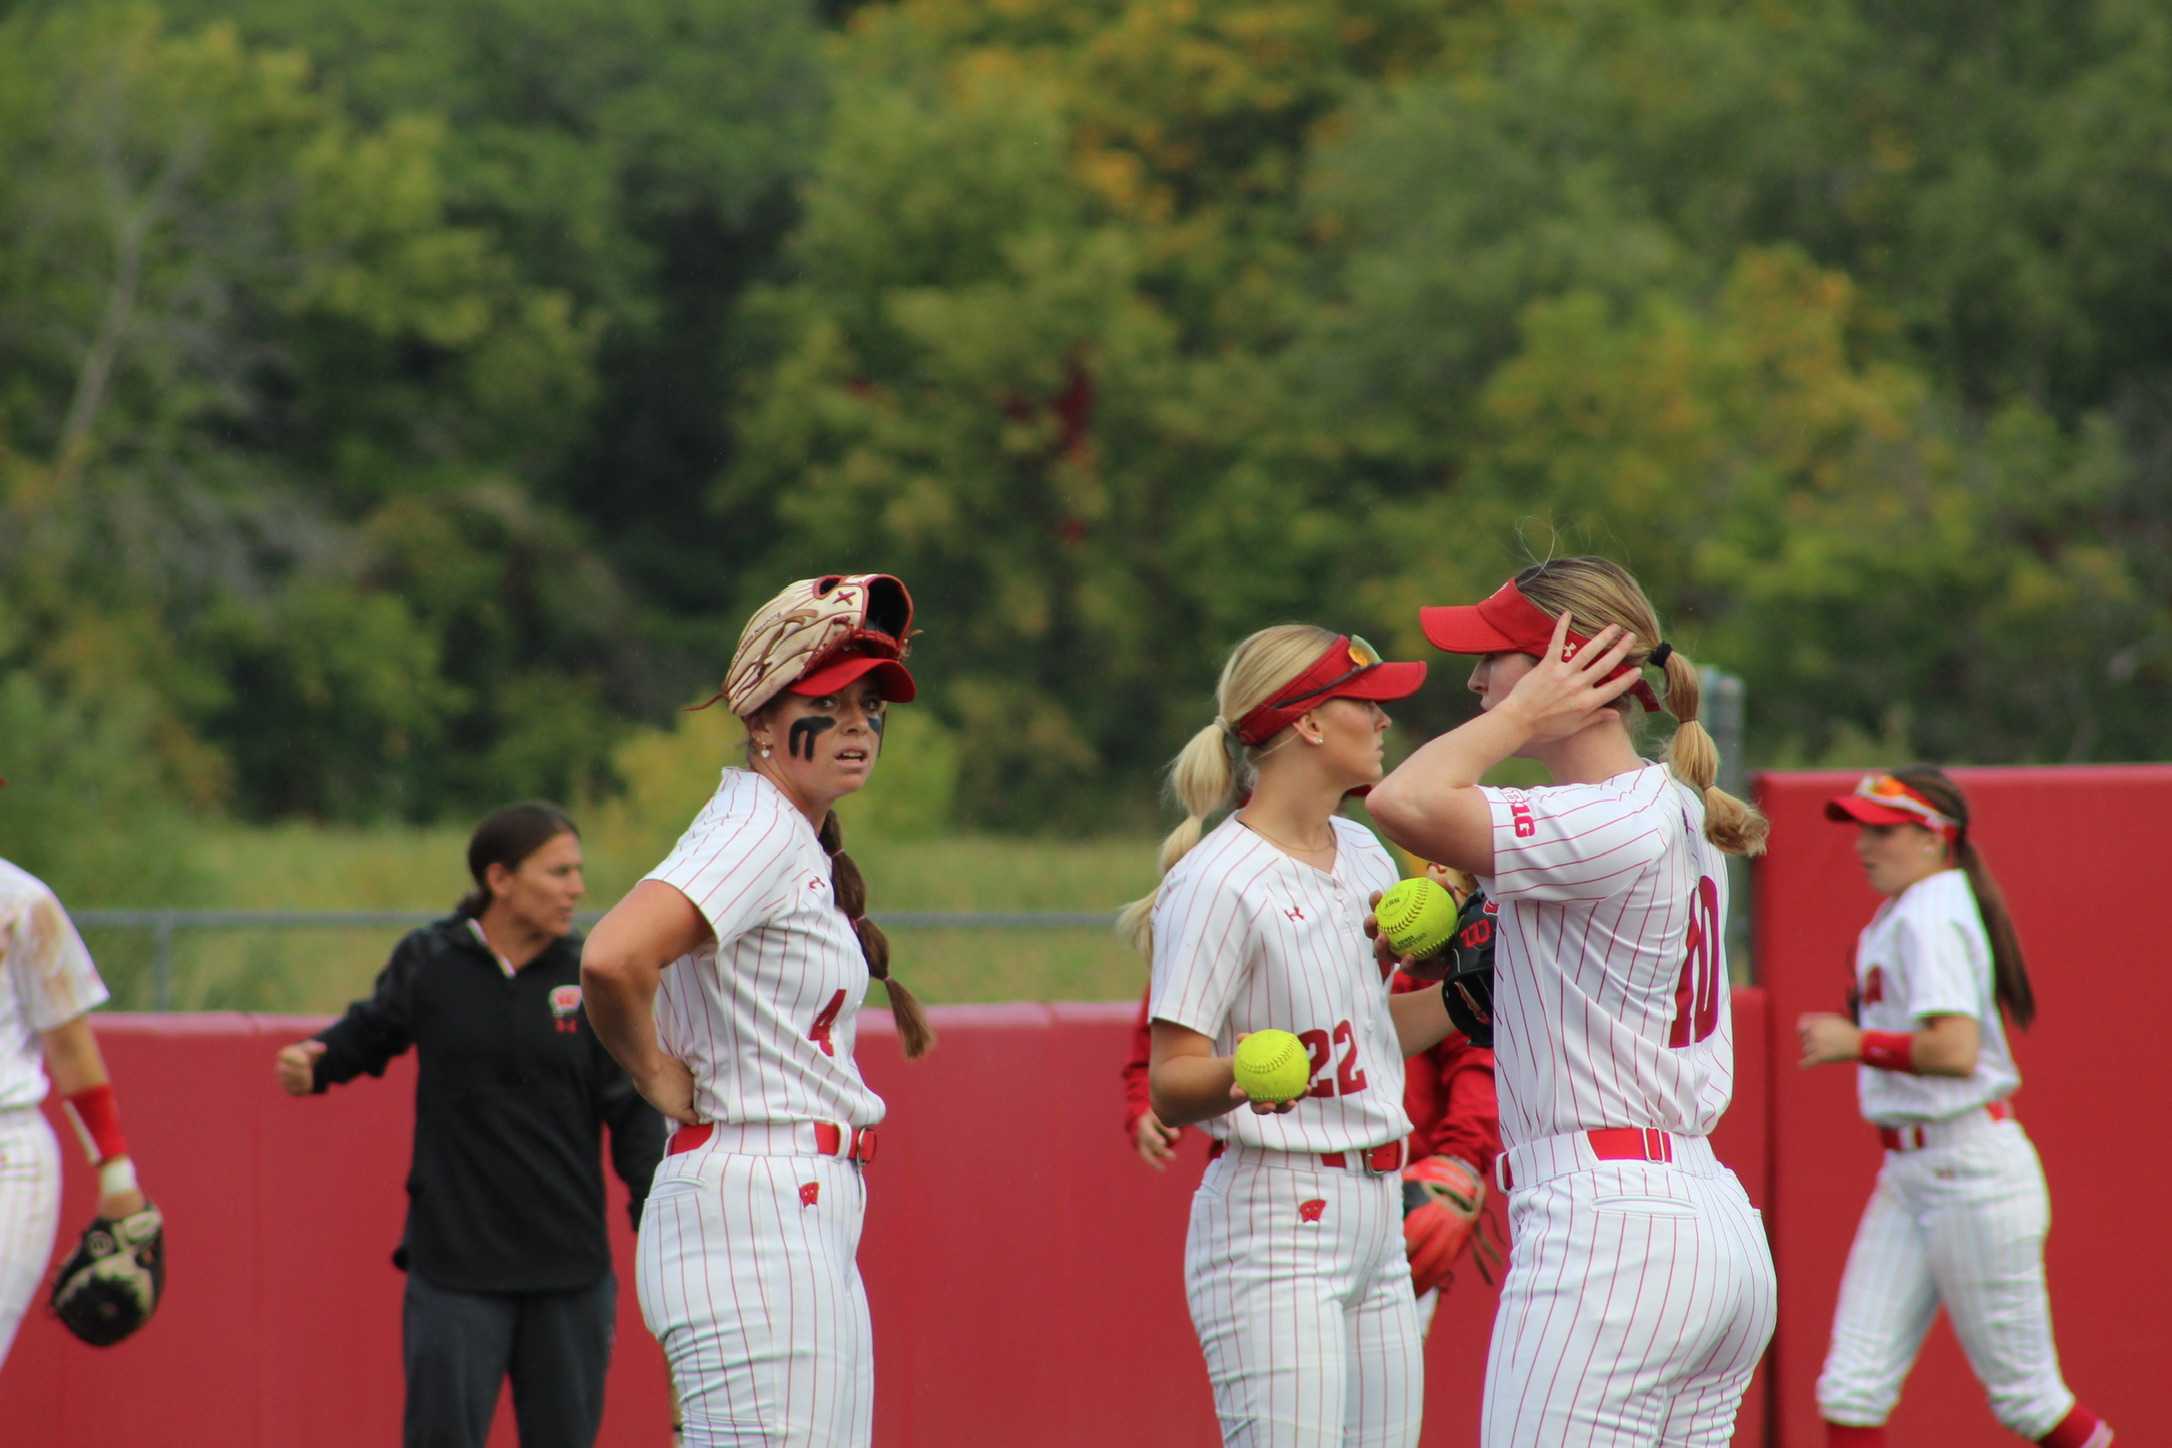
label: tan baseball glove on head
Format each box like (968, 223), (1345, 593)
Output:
(720, 574), (915, 718)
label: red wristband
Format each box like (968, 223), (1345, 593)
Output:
(61, 1082), (129, 1164)
(1859, 1031), (1917, 1073)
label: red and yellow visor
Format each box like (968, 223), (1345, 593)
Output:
(1823, 774), (1959, 837)
(1232, 635), (1427, 747)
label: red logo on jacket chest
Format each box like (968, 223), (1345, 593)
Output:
(1861, 966), (1886, 1005)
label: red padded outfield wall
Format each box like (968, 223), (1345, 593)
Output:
(0, 998), (1769, 1446)
(1753, 766), (2166, 1447)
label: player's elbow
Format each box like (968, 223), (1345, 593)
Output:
(579, 936), (641, 997)
(1366, 776), (1424, 845)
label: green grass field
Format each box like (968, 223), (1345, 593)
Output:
(78, 823), (1166, 1013)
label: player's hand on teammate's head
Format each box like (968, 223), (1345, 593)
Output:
(1134, 1109), (1182, 1169)
(274, 1040), (326, 1097)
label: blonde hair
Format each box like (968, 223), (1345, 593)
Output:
(1117, 625), (1338, 956)
(1516, 557), (1769, 858)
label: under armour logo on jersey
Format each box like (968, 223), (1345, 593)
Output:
(799, 1182), (820, 1208)
(1298, 1199), (1326, 1224)
(1285, 905), (1305, 922)
(1862, 966), (1887, 1004)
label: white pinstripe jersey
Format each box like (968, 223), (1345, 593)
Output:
(1149, 814), (1412, 1152)
(1479, 764), (1734, 1148)
(0, 859), (110, 1109)
(1852, 868), (2019, 1124)
(645, 770), (884, 1133)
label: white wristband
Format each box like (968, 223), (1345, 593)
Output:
(97, 1156), (139, 1199)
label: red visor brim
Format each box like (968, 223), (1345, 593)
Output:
(1418, 605), (1522, 656)
(1823, 797), (1921, 828)
(791, 655), (917, 703)
(1327, 659), (1428, 703)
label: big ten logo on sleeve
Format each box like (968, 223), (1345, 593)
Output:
(549, 984), (583, 1036)
(1509, 798), (1537, 838)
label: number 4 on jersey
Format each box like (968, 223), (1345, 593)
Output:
(808, 988), (846, 1057)
(1669, 876), (1722, 1048)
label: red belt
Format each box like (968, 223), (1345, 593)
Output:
(1499, 1127), (1675, 1192)
(1878, 1099), (2012, 1152)
(667, 1121), (878, 1163)
(1207, 1139), (1409, 1174)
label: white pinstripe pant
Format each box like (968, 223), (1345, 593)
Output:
(1482, 1139), (1776, 1446)
(636, 1150), (874, 1448)
(1816, 1116), (2079, 1437)
(1184, 1148), (1424, 1448)
(0, 1108), (61, 1366)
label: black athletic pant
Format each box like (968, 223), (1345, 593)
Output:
(401, 1269), (616, 1448)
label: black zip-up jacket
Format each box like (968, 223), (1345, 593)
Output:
(311, 915), (665, 1293)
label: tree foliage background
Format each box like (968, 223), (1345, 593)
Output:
(4, 0), (2167, 891)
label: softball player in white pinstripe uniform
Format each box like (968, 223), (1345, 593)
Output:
(1122, 624), (1471, 1448)
(1801, 768), (2113, 1448)
(1369, 558), (1777, 1447)
(0, 856), (152, 1364)
(581, 574), (935, 1448)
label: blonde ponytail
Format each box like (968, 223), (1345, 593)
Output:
(1516, 557), (1769, 858)
(1117, 722), (1241, 955)
(1118, 624), (1339, 958)
(1658, 651), (1768, 858)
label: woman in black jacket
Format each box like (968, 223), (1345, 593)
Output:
(274, 801), (665, 1448)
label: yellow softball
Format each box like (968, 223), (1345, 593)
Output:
(1232, 1028), (1312, 1104)
(1375, 876), (1458, 958)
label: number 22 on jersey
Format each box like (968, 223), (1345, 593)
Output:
(1669, 876), (1722, 1048)
(1298, 1019), (1369, 1098)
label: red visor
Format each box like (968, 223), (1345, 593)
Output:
(1232, 635), (1426, 747)
(791, 648), (917, 704)
(1419, 580), (1663, 714)
(1823, 775), (1958, 837)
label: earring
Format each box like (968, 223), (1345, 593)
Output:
(759, 744), (773, 759)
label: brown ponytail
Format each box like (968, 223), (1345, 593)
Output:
(1892, 767), (2037, 1029)
(819, 810), (937, 1058)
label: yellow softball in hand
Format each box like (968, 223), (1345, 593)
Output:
(1232, 1028), (1312, 1104)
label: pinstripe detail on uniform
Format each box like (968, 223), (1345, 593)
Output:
(1150, 816), (1412, 1154)
(1817, 868), (2086, 1439)
(646, 770), (883, 1133)
(1849, 870), (2019, 1124)
(0, 860), (111, 1111)
(1186, 1150), (1421, 1447)
(638, 1150), (874, 1447)
(1152, 813), (1422, 1445)
(0, 1108), (62, 1362)
(1, 861), (109, 1365)
(1472, 766), (1774, 1443)
(636, 770), (885, 1443)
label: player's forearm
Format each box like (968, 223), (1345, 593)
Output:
(579, 949), (668, 1081)
(1390, 987), (1458, 1058)
(1368, 708), (1530, 871)
(40, 1014), (111, 1097)
(1148, 1055), (1242, 1129)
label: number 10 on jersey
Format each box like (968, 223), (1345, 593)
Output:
(1669, 876), (1722, 1048)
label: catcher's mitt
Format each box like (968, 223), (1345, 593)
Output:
(1401, 1155), (1504, 1298)
(1439, 890), (1497, 1048)
(49, 1202), (165, 1346)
